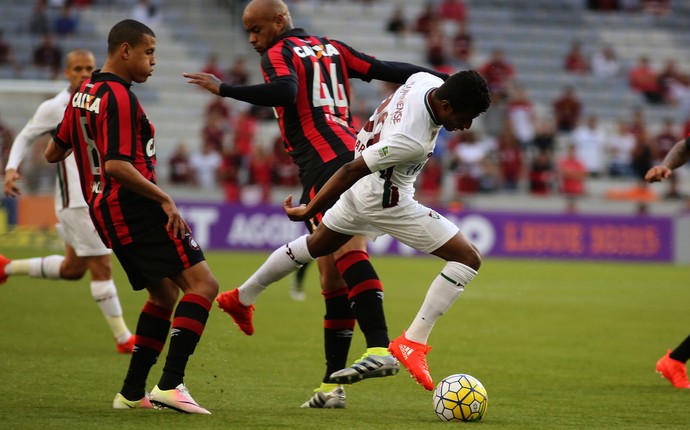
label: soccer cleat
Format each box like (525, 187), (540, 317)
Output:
(116, 335), (136, 354)
(656, 349), (690, 389)
(0, 254), (10, 285)
(389, 332), (434, 391)
(112, 392), (154, 409)
(300, 385), (346, 409)
(329, 352), (399, 384)
(216, 288), (255, 335)
(149, 384), (211, 414)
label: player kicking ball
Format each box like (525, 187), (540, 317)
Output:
(223, 70), (490, 390)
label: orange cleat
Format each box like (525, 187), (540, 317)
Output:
(216, 288), (255, 335)
(0, 254), (10, 285)
(116, 335), (136, 354)
(656, 349), (690, 389)
(389, 332), (434, 391)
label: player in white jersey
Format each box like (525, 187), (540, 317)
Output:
(222, 70), (490, 390)
(1, 49), (134, 354)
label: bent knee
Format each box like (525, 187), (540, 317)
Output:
(461, 246), (482, 271)
(60, 268), (87, 280)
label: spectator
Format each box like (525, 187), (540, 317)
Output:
(478, 48), (515, 96)
(190, 141), (222, 189)
(425, 22), (450, 72)
(0, 30), (20, 75)
(53, 5), (78, 37)
(131, 0), (161, 28)
(657, 59), (690, 107)
(496, 126), (523, 191)
(205, 97), (232, 122)
(532, 117), (557, 154)
(452, 131), (499, 195)
(232, 109), (258, 162)
(451, 23), (473, 68)
(606, 120), (636, 178)
(201, 52), (225, 81)
(436, 0), (468, 26)
(386, 5), (407, 36)
(416, 155), (443, 206)
(168, 142), (192, 185)
(219, 148), (243, 202)
(652, 118), (681, 198)
(482, 91), (508, 138)
(557, 144), (587, 212)
(529, 149), (554, 195)
(591, 44), (620, 79)
(226, 57), (249, 86)
(246, 146), (274, 203)
(563, 40), (589, 74)
(29, 0), (51, 35)
(628, 55), (664, 104)
(507, 86), (536, 150)
(414, 1), (436, 35)
(201, 111), (229, 152)
(572, 115), (607, 177)
(552, 86), (583, 134)
(32, 34), (62, 78)
(271, 135), (299, 188)
(630, 128), (654, 181)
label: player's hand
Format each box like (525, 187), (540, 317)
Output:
(183, 72), (222, 95)
(645, 165), (672, 183)
(162, 197), (191, 239)
(283, 195), (309, 221)
(3, 168), (21, 197)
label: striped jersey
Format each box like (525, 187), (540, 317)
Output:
(353, 72), (443, 209)
(261, 29), (378, 183)
(54, 70), (158, 248)
(5, 88), (85, 210)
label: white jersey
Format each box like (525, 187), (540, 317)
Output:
(352, 72), (443, 210)
(5, 89), (86, 210)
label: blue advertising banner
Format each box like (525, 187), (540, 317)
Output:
(178, 202), (674, 262)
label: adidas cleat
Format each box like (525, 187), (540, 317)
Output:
(300, 385), (346, 409)
(656, 349), (690, 389)
(112, 392), (154, 409)
(116, 335), (136, 354)
(0, 254), (10, 285)
(149, 384), (211, 414)
(389, 332), (434, 391)
(329, 352), (399, 384)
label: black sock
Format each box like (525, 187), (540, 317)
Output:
(158, 294), (211, 390)
(670, 334), (690, 363)
(322, 286), (354, 383)
(336, 250), (389, 348)
(120, 301), (171, 401)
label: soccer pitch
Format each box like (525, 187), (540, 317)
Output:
(1, 247), (689, 429)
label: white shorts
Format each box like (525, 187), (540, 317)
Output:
(322, 191), (459, 254)
(56, 207), (111, 257)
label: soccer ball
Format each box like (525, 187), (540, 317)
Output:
(432, 373), (488, 422)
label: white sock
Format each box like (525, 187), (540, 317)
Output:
(9, 256), (64, 279)
(91, 279), (131, 343)
(405, 262), (477, 345)
(238, 235), (315, 305)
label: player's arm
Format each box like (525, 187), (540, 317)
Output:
(105, 159), (189, 238)
(44, 138), (72, 163)
(284, 157), (371, 221)
(645, 137), (690, 183)
(183, 72), (297, 107)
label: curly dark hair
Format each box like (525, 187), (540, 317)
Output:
(435, 70), (491, 115)
(107, 19), (155, 55)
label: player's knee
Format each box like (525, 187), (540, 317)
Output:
(60, 266), (87, 280)
(462, 245), (481, 271)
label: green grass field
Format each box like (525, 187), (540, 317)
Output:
(1, 246), (690, 429)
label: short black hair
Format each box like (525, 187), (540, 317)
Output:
(107, 19), (155, 54)
(435, 70), (491, 115)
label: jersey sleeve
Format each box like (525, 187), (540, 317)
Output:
(328, 39), (375, 80)
(7, 98), (67, 170)
(261, 42), (298, 83)
(361, 133), (427, 173)
(53, 104), (75, 151)
(101, 86), (137, 163)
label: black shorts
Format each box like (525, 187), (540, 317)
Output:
(113, 223), (205, 291)
(300, 153), (353, 233)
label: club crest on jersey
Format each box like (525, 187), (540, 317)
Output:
(293, 43), (340, 59)
(378, 146), (390, 158)
(187, 234), (200, 250)
(428, 210), (440, 219)
(72, 92), (101, 113)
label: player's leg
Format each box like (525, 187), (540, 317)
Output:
(656, 334), (690, 388)
(328, 235), (398, 384)
(0, 251), (73, 283)
(86, 253), (135, 353)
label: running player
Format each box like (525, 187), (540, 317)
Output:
(45, 19), (219, 413)
(263, 70), (490, 391)
(645, 137), (690, 389)
(184, 0), (450, 407)
(1, 49), (134, 354)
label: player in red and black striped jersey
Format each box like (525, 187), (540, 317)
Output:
(185, 0), (449, 407)
(45, 19), (218, 414)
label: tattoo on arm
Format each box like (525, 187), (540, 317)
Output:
(663, 141), (690, 170)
